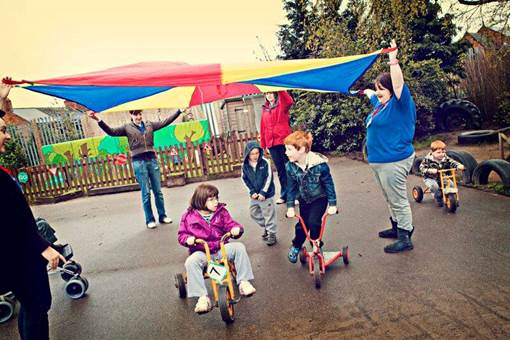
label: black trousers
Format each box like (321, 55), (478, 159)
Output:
(292, 197), (328, 248)
(268, 145), (289, 200)
(18, 304), (49, 340)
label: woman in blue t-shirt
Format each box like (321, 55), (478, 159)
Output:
(363, 40), (416, 253)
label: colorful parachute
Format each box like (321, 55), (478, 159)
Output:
(7, 49), (392, 112)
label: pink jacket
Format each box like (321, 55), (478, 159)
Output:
(177, 204), (243, 255)
(260, 91), (294, 149)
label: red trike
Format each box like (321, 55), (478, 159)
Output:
(293, 213), (349, 289)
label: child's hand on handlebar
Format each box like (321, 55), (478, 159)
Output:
(41, 246), (67, 270)
(186, 236), (196, 246)
(428, 168), (438, 175)
(286, 208), (295, 218)
(458, 164), (465, 171)
(231, 227), (241, 237)
(327, 206), (338, 215)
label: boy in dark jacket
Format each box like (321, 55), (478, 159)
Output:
(284, 131), (338, 263)
(242, 141), (278, 245)
(419, 140), (464, 206)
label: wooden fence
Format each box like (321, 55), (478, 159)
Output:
(15, 132), (258, 203)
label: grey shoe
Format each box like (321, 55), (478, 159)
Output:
(265, 233), (277, 246)
(261, 230), (268, 240)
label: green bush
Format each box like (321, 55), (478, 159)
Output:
(0, 140), (28, 170)
(494, 91), (510, 127)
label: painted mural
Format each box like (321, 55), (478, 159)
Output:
(42, 119), (210, 165)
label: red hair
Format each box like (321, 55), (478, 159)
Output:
(284, 131), (313, 152)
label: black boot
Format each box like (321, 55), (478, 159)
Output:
(384, 228), (414, 253)
(378, 217), (398, 239)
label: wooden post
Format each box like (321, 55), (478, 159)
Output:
(500, 133), (504, 160)
(31, 120), (45, 165)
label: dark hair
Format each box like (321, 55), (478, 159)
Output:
(129, 110), (142, 115)
(190, 183), (219, 210)
(0, 109), (5, 118)
(375, 72), (394, 96)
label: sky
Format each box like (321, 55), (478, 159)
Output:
(0, 0), (287, 108)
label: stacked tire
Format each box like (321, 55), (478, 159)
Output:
(472, 159), (510, 187)
(436, 99), (482, 131)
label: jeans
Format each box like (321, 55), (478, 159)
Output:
(18, 304), (49, 340)
(292, 197), (328, 248)
(268, 145), (289, 201)
(132, 158), (166, 224)
(370, 153), (415, 231)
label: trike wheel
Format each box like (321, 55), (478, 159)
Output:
(61, 261), (82, 281)
(446, 193), (457, 213)
(174, 273), (187, 299)
(64, 277), (87, 299)
(0, 296), (15, 323)
(313, 257), (321, 289)
(218, 285), (235, 324)
(342, 246), (350, 265)
(412, 186), (424, 203)
(299, 248), (307, 265)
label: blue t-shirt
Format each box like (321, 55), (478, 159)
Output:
(365, 84), (416, 163)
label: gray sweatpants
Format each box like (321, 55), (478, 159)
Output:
(249, 197), (277, 234)
(184, 242), (255, 298)
(424, 178), (454, 200)
(370, 153), (415, 231)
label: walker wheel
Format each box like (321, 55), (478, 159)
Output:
(218, 285), (235, 324)
(299, 247), (307, 265)
(64, 277), (87, 299)
(446, 193), (457, 213)
(313, 257), (321, 289)
(61, 261), (82, 281)
(174, 273), (187, 299)
(342, 246), (350, 265)
(0, 296), (16, 323)
(412, 186), (424, 203)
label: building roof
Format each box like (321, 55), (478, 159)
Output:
(12, 108), (50, 121)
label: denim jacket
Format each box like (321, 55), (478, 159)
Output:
(285, 152), (337, 207)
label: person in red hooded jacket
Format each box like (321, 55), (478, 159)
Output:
(259, 91), (294, 204)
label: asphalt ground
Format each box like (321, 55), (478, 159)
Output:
(1, 157), (509, 339)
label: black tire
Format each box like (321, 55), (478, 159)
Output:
(472, 159), (510, 187)
(299, 248), (307, 265)
(458, 130), (498, 145)
(0, 296), (15, 323)
(61, 262), (82, 282)
(446, 150), (478, 184)
(436, 99), (482, 131)
(175, 273), (187, 299)
(342, 246), (350, 265)
(65, 278), (86, 299)
(411, 156), (424, 175)
(218, 285), (235, 324)
(446, 193), (457, 213)
(313, 257), (321, 289)
(412, 186), (424, 203)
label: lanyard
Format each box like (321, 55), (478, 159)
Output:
(367, 103), (387, 127)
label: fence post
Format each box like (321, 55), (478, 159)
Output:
(31, 120), (45, 165)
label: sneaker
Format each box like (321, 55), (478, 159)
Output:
(239, 281), (256, 297)
(288, 246), (300, 263)
(265, 233), (277, 246)
(147, 221), (157, 229)
(261, 230), (268, 240)
(194, 296), (212, 314)
(159, 216), (173, 224)
(276, 198), (286, 205)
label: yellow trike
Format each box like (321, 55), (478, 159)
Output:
(174, 232), (240, 324)
(412, 168), (461, 213)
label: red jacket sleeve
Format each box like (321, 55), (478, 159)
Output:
(259, 116), (267, 149)
(278, 91), (294, 112)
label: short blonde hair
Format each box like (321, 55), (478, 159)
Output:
(284, 131), (313, 152)
(430, 140), (447, 151)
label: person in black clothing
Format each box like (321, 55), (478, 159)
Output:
(1, 77), (66, 340)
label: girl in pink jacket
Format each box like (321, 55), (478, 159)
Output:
(177, 183), (256, 314)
